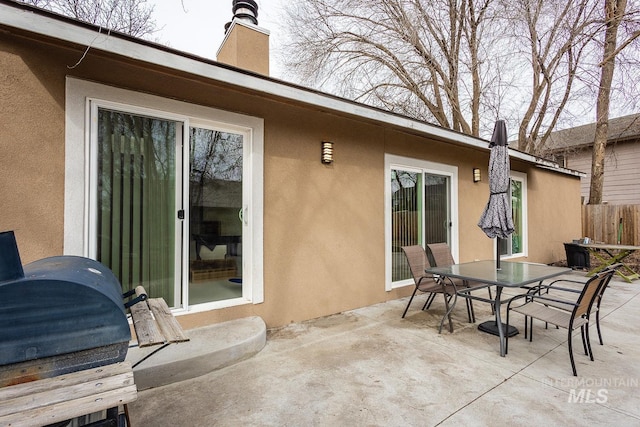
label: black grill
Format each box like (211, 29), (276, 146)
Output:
(0, 231), (131, 387)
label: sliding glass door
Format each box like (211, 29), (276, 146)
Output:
(90, 104), (251, 309)
(387, 155), (457, 287)
(71, 80), (263, 313)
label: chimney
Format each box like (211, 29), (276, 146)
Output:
(217, 0), (270, 76)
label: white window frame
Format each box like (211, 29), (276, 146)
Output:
(499, 171), (528, 260)
(384, 154), (459, 291)
(64, 77), (264, 312)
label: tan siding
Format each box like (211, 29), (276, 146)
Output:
(566, 142), (640, 204)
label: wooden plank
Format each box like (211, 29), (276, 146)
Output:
(1, 386), (137, 427)
(635, 206), (640, 246)
(0, 362), (137, 427)
(582, 204), (640, 245)
(1, 372), (133, 415)
(0, 363), (132, 401)
(148, 298), (189, 343)
(130, 300), (165, 347)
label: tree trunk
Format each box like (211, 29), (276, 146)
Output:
(589, 0), (626, 204)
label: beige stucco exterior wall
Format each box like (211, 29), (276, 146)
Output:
(522, 163), (584, 263)
(0, 31), (582, 330)
(0, 34), (66, 261)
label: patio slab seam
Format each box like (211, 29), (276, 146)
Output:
(434, 370), (523, 426)
(265, 312), (390, 356)
(598, 284), (640, 321)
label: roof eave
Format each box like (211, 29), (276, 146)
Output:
(0, 1), (579, 178)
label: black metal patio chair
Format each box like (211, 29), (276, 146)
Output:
(531, 263), (621, 346)
(506, 269), (615, 376)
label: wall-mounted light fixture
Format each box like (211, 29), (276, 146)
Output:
(321, 141), (334, 164)
(473, 168), (481, 183)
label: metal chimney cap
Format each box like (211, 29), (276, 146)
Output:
(225, 0), (259, 33)
(232, 0), (258, 24)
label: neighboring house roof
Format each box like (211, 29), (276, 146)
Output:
(545, 113), (640, 153)
(0, 0), (581, 177)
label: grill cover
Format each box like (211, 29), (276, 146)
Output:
(0, 232), (130, 368)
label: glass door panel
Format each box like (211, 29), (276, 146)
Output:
(96, 108), (178, 306)
(499, 177), (523, 257)
(188, 127), (243, 304)
(511, 179), (523, 254)
(424, 173), (451, 245)
(391, 170), (422, 281)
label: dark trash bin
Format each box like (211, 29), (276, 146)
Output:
(564, 243), (591, 269)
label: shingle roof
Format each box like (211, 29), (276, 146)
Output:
(546, 113), (640, 152)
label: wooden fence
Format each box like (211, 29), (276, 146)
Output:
(582, 204), (640, 245)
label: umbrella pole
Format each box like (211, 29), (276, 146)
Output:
(478, 235), (519, 337)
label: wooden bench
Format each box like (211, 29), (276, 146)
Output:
(128, 286), (189, 347)
(0, 362), (136, 427)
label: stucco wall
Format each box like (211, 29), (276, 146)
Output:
(517, 161), (583, 263)
(0, 35), (66, 262)
(0, 31), (583, 329)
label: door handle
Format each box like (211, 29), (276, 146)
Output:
(239, 206), (248, 225)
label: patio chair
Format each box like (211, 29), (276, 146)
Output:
(505, 269), (615, 376)
(426, 243), (494, 321)
(532, 263), (621, 345)
(400, 245), (473, 333)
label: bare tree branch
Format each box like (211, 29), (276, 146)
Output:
(279, 0), (607, 151)
(280, 0), (500, 136)
(17, 0), (157, 38)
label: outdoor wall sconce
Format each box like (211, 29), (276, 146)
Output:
(473, 168), (481, 183)
(321, 141), (334, 164)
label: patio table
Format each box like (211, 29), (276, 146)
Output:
(425, 260), (571, 357)
(578, 243), (640, 283)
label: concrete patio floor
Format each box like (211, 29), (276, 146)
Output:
(128, 272), (640, 426)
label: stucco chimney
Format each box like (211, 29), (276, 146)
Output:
(217, 0), (270, 76)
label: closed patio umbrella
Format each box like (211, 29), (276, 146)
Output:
(478, 120), (514, 270)
(477, 120), (517, 338)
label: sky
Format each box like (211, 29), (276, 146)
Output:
(150, 0), (286, 77)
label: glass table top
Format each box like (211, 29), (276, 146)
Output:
(425, 260), (572, 287)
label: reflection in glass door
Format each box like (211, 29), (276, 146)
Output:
(391, 170), (422, 281)
(390, 168), (452, 282)
(95, 108), (179, 306)
(188, 127), (243, 304)
(424, 173), (451, 245)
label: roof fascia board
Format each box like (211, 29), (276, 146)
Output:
(0, 4), (483, 146)
(0, 2), (577, 177)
